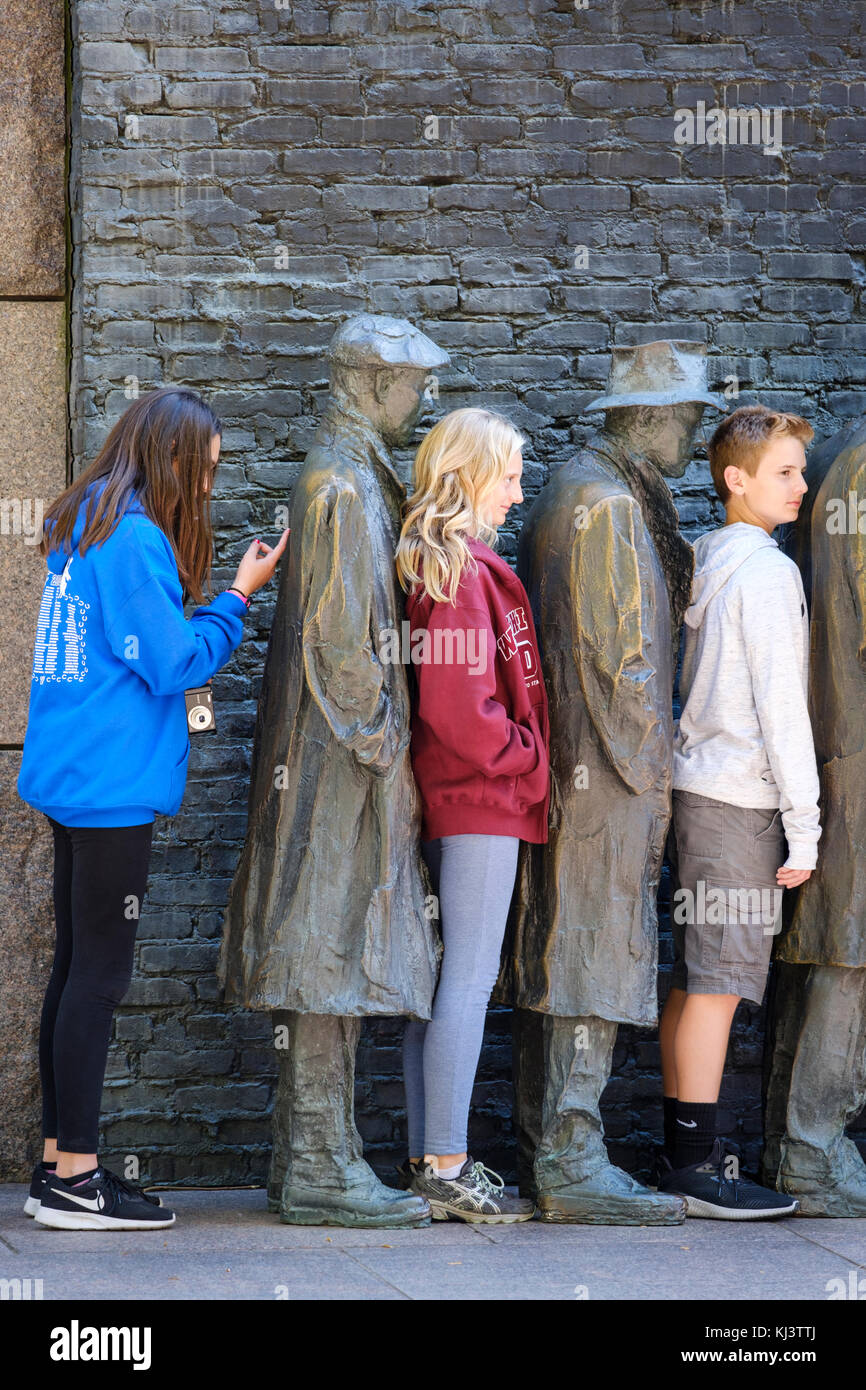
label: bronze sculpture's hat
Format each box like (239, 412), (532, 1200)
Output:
(586, 340), (723, 412)
(328, 314), (451, 372)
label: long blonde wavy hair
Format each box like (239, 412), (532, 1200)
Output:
(395, 407), (525, 605)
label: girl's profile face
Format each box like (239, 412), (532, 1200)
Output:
(480, 448), (523, 529)
(171, 432), (221, 494)
(201, 434), (221, 494)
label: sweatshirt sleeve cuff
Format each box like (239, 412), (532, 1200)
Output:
(213, 590), (249, 619)
(782, 840), (819, 871)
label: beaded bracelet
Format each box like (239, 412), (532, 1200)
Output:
(226, 586), (252, 608)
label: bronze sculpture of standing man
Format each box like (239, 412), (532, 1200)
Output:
(763, 415), (866, 1216)
(220, 314), (449, 1227)
(506, 341), (721, 1223)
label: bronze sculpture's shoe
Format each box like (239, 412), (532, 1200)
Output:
(778, 1136), (866, 1218)
(536, 1162), (686, 1225)
(279, 1168), (432, 1228)
(777, 1177), (866, 1219)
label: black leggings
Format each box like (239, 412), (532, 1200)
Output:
(39, 817), (153, 1153)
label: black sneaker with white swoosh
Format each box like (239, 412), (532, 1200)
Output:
(657, 1139), (800, 1220)
(23, 1161), (55, 1217)
(35, 1167), (176, 1230)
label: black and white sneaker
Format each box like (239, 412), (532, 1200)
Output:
(658, 1139), (800, 1220)
(23, 1162), (56, 1217)
(411, 1157), (535, 1224)
(35, 1167), (176, 1230)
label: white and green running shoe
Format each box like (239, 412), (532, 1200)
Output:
(412, 1157), (535, 1224)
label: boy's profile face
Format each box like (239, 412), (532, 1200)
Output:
(724, 434), (808, 532)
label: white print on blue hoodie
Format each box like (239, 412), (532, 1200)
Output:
(33, 553), (90, 684)
(18, 480), (247, 827)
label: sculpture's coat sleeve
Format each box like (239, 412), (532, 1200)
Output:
(851, 510), (866, 667)
(572, 496), (666, 796)
(302, 482), (402, 774)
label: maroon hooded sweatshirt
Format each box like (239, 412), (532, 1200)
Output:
(405, 537), (550, 843)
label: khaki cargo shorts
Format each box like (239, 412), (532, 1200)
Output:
(669, 789), (787, 1005)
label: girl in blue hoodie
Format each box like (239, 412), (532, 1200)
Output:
(17, 387), (288, 1231)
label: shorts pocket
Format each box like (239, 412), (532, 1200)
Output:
(751, 807), (783, 840)
(674, 791), (724, 860)
(749, 809), (786, 879)
(702, 875), (783, 966)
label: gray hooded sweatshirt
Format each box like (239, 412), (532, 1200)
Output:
(673, 522), (820, 870)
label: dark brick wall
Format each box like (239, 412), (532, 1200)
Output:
(68, 0), (866, 1184)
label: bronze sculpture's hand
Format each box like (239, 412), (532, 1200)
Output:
(233, 529), (290, 596)
(777, 866), (812, 888)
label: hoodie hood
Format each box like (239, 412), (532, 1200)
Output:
(45, 479), (146, 575)
(685, 523), (778, 630)
(466, 536), (525, 598)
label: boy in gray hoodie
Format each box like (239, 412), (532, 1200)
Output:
(657, 404), (821, 1219)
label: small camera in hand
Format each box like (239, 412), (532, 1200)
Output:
(185, 685), (216, 734)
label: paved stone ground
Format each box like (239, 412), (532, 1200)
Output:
(2, 1184), (865, 1301)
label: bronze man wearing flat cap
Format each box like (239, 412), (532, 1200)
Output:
(219, 314), (449, 1227)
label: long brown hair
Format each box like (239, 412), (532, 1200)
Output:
(41, 387), (221, 603)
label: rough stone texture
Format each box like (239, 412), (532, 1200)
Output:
(0, 303), (69, 744)
(0, 753), (56, 1180)
(56, 0), (866, 1185)
(0, 0), (67, 296)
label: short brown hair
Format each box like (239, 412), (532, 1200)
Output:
(708, 404), (814, 503)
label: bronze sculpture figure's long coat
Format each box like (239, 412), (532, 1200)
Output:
(500, 434), (692, 1025)
(219, 404), (440, 1018)
(777, 418), (866, 968)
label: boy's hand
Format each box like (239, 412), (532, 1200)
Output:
(777, 867), (812, 889)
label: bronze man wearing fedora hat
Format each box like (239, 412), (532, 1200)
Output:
(501, 340), (723, 1223)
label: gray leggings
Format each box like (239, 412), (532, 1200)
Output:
(402, 833), (520, 1156)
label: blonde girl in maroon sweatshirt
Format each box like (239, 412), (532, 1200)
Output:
(395, 407), (549, 1223)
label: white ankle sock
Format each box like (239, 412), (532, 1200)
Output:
(433, 1160), (464, 1180)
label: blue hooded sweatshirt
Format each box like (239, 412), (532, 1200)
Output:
(17, 480), (248, 826)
